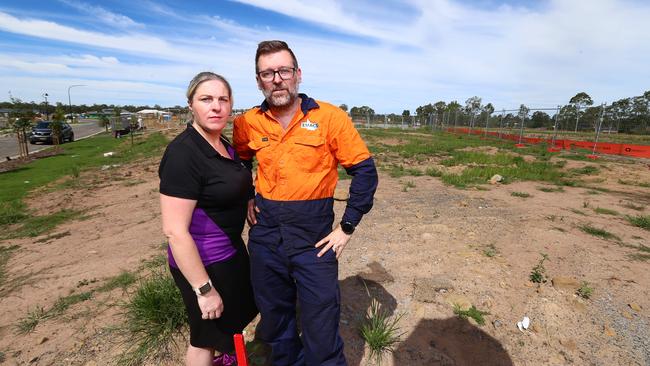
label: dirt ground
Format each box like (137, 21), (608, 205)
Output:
(1, 127), (649, 366)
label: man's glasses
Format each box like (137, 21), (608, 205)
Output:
(257, 67), (296, 82)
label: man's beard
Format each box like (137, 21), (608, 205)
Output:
(262, 84), (299, 109)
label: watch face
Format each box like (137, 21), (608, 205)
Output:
(341, 221), (355, 234)
(198, 282), (211, 295)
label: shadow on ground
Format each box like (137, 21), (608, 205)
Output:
(393, 317), (514, 366)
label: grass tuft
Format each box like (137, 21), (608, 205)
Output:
(530, 253), (549, 283)
(16, 307), (47, 334)
(118, 271), (186, 366)
(1, 209), (82, 240)
(359, 298), (404, 365)
(98, 271), (137, 292)
(593, 207), (619, 216)
(576, 281), (594, 299)
(626, 215), (650, 231)
(511, 191), (531, 198)
(579, 224), (620, 241)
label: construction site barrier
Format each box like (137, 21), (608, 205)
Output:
(446, 128), (650, 159)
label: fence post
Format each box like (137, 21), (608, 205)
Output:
(498, 109), (505, 140)
(589, 103), (606, 158)
(484, 112), (489, 138)
(517, 110), (527, 146)
(551, 105), (560, 148)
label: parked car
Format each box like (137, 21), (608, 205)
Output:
(29, 121), (75, 144)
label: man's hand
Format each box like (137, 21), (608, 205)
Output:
(315, 225), (352, 259)
(197, 288), (224, 320)
(247, 198), (260, 226)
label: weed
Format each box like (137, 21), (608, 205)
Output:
(0, 200), (27, 226)
(579, 224), (620, 241)
(34, 230), (71, 243)
(583, 201), (590, 208)
(570, 209), (587, 216)
(16, 307), (47, 334)
(402, 181), (416, 192)
(69, 165), (81, 179)
(594, 207), (619, 216)
(118, 271), (186, 366)
(511, 191), (531, 198)
(569, 165), (599, 176)
(537, 186), (564, 193)
(483, 244), (498, 257)
(626, 215), (650, 230)
(98, 271), (137, 292)
(530, 253), (549, 283)
(425, 167), (443, 177)
(359, 298), (404, 365)
(586, 190), (600, 195)
(50, 292), (93, 315)
(622, 201), (644, 211)
(576, 282), (594, 299)
(452, 304), (489, 325)
(1, 209), (82, 240)
(76, 278), (98, 288)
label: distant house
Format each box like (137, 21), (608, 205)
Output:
(0, 108), (11, 128)
(136, 109), (173, 121)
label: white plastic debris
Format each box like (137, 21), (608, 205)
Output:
(517, 316), (530, 332)
(103, 152), (115, 157)
(24, 180), (30, 184)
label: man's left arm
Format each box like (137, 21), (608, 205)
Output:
(316, 110), (378, 258)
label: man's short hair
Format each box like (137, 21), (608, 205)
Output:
(255, 40), (299, 73)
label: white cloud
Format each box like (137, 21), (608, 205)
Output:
(58, 0), (144, 28)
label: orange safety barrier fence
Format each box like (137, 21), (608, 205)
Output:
(445, 128), (650, 158)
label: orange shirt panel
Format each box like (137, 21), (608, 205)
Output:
(233, 99), (370, 201)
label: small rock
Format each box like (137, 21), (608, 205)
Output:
(621, 311), (633, 319)
(492, 319), (502, 328)
(531, 323), (542, 333)
(29, 356), (39, 363)
(603, 325), (616, 337)
(88, 250), (98, 255)
(524, 282), (534, 288)
(498, 281), (508, 289)
(459, 201), (468, 207)
(421, 233), (433, 240)
(38, 337), (48, 345)
(551, 276), (580, 291)
(629, 303), (642, 312)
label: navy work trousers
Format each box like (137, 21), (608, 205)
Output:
(249, 238), (347, 366)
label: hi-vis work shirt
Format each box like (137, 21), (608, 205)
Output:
(233, 94), (378, 252)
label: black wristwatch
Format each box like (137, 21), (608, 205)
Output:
(340, 221), (356, 235)
(193, 280), (212, 296)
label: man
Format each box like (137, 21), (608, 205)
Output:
(233, 40), (378, 365)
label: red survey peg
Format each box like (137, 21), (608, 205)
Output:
(234, 334), (248, 366)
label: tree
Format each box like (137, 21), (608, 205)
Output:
(415, 103), (434, 116)
(350, 106), (375, 117)
(338, 104), (348, 113)
(99, 115), (110, 132)
(530, 111), (551, 128)
(50, 106), (66, 147)
(569, 92), (593, 131)
(402, 110), (410, 117)
(9, 97), (36, 159)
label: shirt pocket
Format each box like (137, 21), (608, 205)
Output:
(291, 135), (328, 173)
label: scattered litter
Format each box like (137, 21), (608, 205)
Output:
(517, 316), (530, 331)
(70, 155), (79, 158)
(103, 152), (115, 157)
(100, 164), (121, 171)
(489, 174), (503, 184)
(24, 180), (30, 184)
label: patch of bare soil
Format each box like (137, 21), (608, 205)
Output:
(1, 131), (649, 365)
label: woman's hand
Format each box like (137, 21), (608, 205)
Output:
(246, 198), (260, 226)
(197, 288), (224, 320)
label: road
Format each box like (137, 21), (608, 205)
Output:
(0, 121), (106, 160)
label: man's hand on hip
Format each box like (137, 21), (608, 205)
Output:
(315, 225), (351, 259)
(247, 198), (259, 226)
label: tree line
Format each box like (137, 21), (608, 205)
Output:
(342, 91), (650, 134)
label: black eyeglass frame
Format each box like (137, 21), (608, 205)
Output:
(257, 67), (296, 82)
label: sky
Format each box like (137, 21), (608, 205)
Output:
(0, 0), (649, 113)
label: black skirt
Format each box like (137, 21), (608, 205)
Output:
(170, 244), (258, 352)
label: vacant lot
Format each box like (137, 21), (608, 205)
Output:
(0, 126), (648, 365)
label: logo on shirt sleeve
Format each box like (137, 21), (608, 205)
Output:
(262, 137), (269, 142)
(300, 120), (319, 131)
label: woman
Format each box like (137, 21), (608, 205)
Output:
(159, 72), (258, 366)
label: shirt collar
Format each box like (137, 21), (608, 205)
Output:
(186, 123), (232, 159)
(259, 93), (320, 114)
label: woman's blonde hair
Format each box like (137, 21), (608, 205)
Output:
(186, 72), (232, 103)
